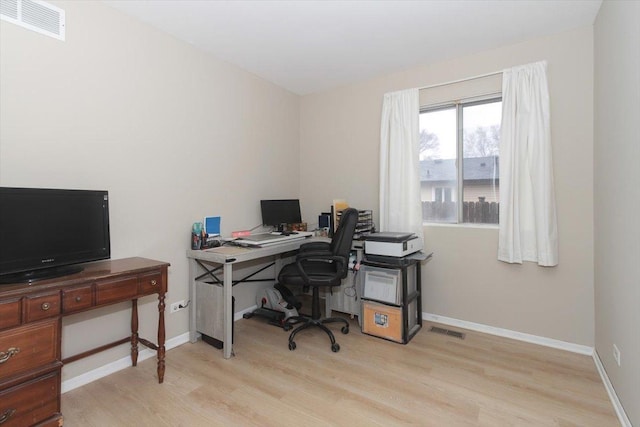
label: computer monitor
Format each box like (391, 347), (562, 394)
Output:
(260, 199), (302, 231)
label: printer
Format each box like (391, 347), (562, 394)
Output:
(364, 232), (423, 257)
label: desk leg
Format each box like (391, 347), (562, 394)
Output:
(274, 254), (284, 274)
(157, 289), (166, 383)
(131, 299), (139, 366)
(223, 262), (233, 359)
(189, 259), (198, 343)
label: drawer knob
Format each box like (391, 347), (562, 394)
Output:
(150, 280), (157, 286)
(0, 347), (20, 364)
(75, 296), (82, 302)
(0, 408), (16, 424)
(41, 302), (51, 311)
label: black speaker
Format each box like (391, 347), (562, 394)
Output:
(319, 213), (331, 229)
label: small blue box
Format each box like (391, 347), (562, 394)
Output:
(204, 216), (221, 236)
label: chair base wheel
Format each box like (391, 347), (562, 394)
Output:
(285, 312), (350, 352)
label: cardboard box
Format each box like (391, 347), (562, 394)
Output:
(362, 301), (404, 343)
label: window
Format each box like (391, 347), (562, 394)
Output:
(434, 187), (452, 203)
(419, 97), (501, 224)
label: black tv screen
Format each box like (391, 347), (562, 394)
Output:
(260, 199), (302, 228)
(0, 187), (111, 284)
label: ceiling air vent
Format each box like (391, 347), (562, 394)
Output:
(1, 0), (65, 41)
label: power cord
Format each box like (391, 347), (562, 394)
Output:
(344, 261), (360, 299)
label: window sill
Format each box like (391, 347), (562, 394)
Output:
(422, 222), (498, 230)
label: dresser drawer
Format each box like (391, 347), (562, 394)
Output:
(0, 370), (60, 427)
(0, 299), (22, 331)
(0, 319), (59, 382)
(24, 292), (61, 323)
(62, 284), (93, 314)
(95, 276), (138, 305)
(139, 270), (163, 295)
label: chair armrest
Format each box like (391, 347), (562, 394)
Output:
(299, 241), (331, 253)
(295, 250), (334, 261)
(294, 253), (348, 286)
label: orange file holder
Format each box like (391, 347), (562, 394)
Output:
(362, 300), (405, 343)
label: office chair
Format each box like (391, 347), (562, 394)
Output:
(277, 208), (359, 352)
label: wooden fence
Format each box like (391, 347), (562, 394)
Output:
(422, 200), (499, 224)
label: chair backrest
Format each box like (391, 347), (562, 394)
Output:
(330, 208), (359, 260)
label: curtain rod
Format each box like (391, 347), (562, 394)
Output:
(418, 69), (503, 91)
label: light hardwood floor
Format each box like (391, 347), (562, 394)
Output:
(61, 318), (619, 426)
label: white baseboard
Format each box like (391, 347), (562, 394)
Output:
(592, 350), (632, 427)
(423, 312), (594, 355)
(61, 332), (190, 393)
(62, 308), (254, 394)
(424, 312), (632, 427)
(236, 304), (257, 321)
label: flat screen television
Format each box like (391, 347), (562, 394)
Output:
(260, 199), (302, 231)
(0, 187), (111, 284)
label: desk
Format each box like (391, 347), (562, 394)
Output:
(187, 238), (312, 359)
(0, 257), (169, 426)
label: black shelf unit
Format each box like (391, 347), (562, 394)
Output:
(360, 255), (422, 344)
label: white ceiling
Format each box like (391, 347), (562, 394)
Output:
(104, 0), (602, 95)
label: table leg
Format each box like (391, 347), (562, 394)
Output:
(189, 259), (198, 343)
(131, 299), (139, 366)
(157, 289), (166, 383)
(223, 262), (233, 359)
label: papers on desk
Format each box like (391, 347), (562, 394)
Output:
(234, 231), (313, 247)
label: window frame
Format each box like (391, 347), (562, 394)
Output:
(419, 94), (502, 225)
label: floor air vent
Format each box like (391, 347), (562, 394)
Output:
(1, 0), (65, 41)
(429, 326), (466, 339)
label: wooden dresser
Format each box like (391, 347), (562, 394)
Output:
(0, 257), (169, 427)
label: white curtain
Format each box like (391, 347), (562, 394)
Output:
(498, 61), (558, 266)
(379, 88), (424, 240)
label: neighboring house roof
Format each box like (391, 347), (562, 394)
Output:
(420, 156), (499, 182)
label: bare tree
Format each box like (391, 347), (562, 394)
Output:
(419, 129), (440, 158)
(463, 125), (500, 158)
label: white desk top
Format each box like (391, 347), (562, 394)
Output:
(186, 237), (315, 264)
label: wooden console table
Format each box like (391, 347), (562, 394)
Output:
(0, 257), (169, 427)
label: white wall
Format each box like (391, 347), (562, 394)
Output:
(300, 27), (595, 346)
(0, 1), (300, 380)
(5, 4), (633, 413)
(594, 1), (640, 425)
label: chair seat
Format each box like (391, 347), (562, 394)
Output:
(277, 260), (342, 288)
